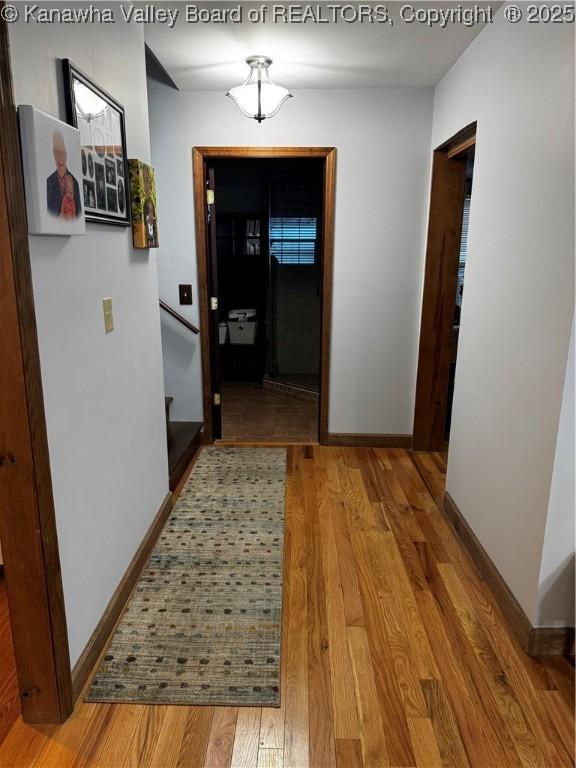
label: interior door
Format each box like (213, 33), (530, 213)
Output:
(206, 165), (222, 439)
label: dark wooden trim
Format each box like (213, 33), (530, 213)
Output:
(192, 147), (336, 445)
(319, 149), (336, 444)
(443, 492), (532, 648)
(444, 492), (574, 657)
(446, 135), (476, 160)
(326, 433), (413, 448)
(171, 443), (204, 499)
(159, 299), (199, 334)
(529, 628), (575, 658)
(0, 11), (73, 723)
(194, 146), (335, 159)
(413, 126), (475, 450)
(192, 148), (214, 442)
(439, 122), (477, 156)
(206, 166), (222, 439)
(71, 492), (173, 701)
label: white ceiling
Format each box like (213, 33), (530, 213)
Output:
(144, 2), (496, 91)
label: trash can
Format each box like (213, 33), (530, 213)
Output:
(218, 322), (228, 345)
(228, 309), (258, 345)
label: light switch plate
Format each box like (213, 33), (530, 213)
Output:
(102, 298), (114, 333)
(179, 284), (193, 305)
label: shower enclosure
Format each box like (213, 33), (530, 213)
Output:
(266, 171), (323, 392)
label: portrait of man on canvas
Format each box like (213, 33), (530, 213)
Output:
(46, 130), (82, 219)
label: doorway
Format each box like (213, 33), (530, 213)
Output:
(193, 147), (336, 444)
(413, 124), (476, 451)
(214, 158), (322, 442)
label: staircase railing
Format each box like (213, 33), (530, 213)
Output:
(159, 300), (199, 335)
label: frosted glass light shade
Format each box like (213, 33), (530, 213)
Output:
(226, 56), (292, 122)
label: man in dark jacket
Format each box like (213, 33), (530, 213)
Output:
(46, 130), (81, 217)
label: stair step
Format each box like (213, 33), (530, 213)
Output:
(167, 421), (203, 491)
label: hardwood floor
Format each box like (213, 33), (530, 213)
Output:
(0, 446), (573, 767)
(0, 575), (19, 746)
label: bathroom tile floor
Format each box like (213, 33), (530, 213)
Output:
(220, 382), (319, 442)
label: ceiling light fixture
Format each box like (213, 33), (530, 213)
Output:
(226, 56), (293, 123)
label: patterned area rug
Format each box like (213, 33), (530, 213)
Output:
(86, 447), (286, 706)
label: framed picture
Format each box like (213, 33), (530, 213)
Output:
(62, 59), (130, 226)
(128, 159), (159, 248)
(18, 105), (85, 236)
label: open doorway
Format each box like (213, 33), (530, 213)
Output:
(413, 124), (476, 451)
(213, 158), (323, 442)
(193, 147), (336, 444)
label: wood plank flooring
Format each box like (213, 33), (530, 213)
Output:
(1, 446), (573, 767)
(0, 575), (20, 746)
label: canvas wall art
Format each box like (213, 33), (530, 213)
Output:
(128, 159), (159, 248)
(63, 59), (130, 226)
(18, 105), (85, 236)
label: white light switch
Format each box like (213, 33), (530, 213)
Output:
(102, 298), (114, 333)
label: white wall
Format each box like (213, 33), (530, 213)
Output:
(434, 14), (574, 623)
(537, 320), (575, 627)
(10, 20), (169, 665)
(148, 82), (434, 431)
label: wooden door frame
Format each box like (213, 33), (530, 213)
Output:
(192, 146), (336, 444)
(0, 12), (73, 723)
(413, 123), (476, 451)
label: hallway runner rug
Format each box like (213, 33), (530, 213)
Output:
(86, 447), (287, 706)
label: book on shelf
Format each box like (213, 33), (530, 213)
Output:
(245, 219), (261, 237)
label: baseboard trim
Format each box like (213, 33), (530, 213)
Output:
(443, 492), (574, 657)
(529, 626), (575, 657)
(71, 491), (173, 701)
(326, 433), (412, 448)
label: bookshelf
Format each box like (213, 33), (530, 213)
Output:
(216, 214), (265, 257)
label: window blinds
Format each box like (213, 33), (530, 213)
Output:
(456, 195), (471, 307)
(269, 216), (317, 264)
(269, 175), (321, 265)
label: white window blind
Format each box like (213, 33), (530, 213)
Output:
(269, 216), (317, 265)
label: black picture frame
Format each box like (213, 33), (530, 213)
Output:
(62, 59), (130, 226)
